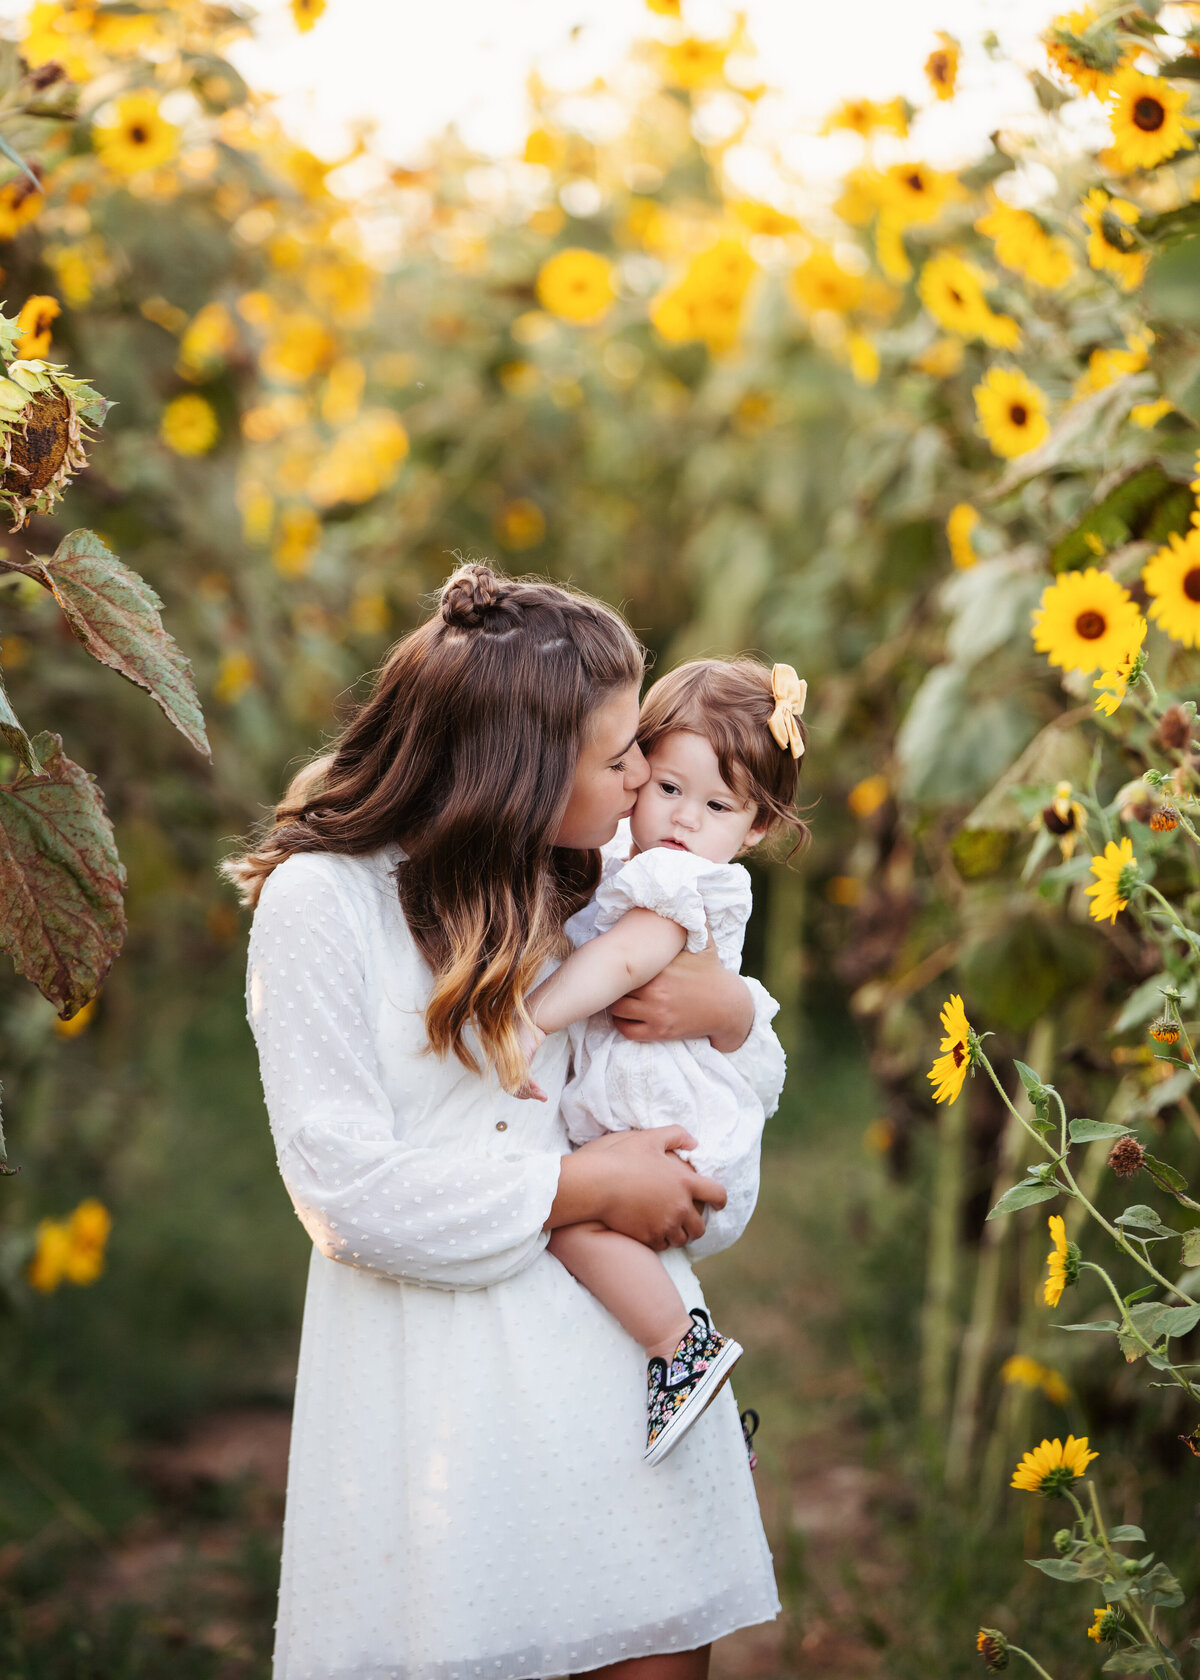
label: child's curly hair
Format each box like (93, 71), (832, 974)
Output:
(637, 657), (810, 856)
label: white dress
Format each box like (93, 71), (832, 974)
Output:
(246, 839), (785, 1680)
(562, 846), (764, 1262)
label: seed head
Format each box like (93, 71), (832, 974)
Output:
(976, 1629), (1009, 1672)
(1108, 1136), (1145, 1178)
(1158, 704), (1193, 751)
(1150, 1016), (1181, 1044)
(1150, 805), (1179, 832)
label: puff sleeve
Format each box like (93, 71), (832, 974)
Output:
(592, 849), (717, 953)
(246, 855), (563, 1292)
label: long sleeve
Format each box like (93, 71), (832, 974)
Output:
(246, 854), (562, 1291)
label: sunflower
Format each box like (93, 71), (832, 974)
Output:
(1106, 69), (1196, 172)
(1038, 781), (1088, 859)
(1042, 1213), (1081, 1307)
(917, 252), (1019, 347)
(975, 202), (1076, 290)
(160, 393), (218, 456)
(1031, 568), (1141, 674)
(1130, 396), (1174, 428)
(1088, 1606), (1122, 1645)
(947, 502), (979, 569)
(1143, 526), (1200, 648)
(536, 248), (616, 325)
(290, 0), (326, 28)
(94, 92), (180, 176)
(15, 294), (60, 359)
(1081, 188), (1146, 288)
(927, 993), (974, 1105)
(1000, 1354), (1070, 1404)
(1093, 617), (1146, 716)
(925, 32), (960, 101)
(1011, 1433), (1097, 1495)
(662, 37), (727, 91)
(1073, 328), (1152, 400)
(974, 366), (1049, 459)
(820, 97), (909, 139)
(1043, 7), (1135, 97)
(976, 1629), (1009, 1673)
(28, 1198), (111, 1292)
(847, 774), (889, 818)
(1085, 836), (1139, 924)
(914, 337), (964, 378)
(874, 161), (963, 226)
(788, 247), (864, 315)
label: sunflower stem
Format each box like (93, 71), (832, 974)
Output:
(1008, 1646), (1060, 1680)
(1083, 1480), (1178, 1667)
(1082, 1261), (1200, 1402)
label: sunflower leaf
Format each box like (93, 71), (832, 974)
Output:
(1115, 1205), (1176, 1237)
(1101, 1647), (1174, 1674)
(1181, 1228), (1200, 1266)
(1027, 1555), (1086, 1581)
(985, 1179), (1060, 1220)
(1109, 1525), (1147, 1543)
(1142, 1153), (1189, 1194)
(1138, 1561), (1185, 1608)
(1152, 1304), (1200, 1338)
(1054, 1320), (1120, 1332)
(1069, 1117), (1132, 1142)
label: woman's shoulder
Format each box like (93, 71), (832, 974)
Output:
(254, 844), (403, 937)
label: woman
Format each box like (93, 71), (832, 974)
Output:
(226, 564), (785, 1680)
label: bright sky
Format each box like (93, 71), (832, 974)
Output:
(231, 0), (1091, 201)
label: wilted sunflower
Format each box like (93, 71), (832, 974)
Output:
(1012, 1433), (1097, 1494)
(1106, 69), (1196, 171)
(14, 294), (59, 359)
(94, 92), (180, 176)
(975, 202), (1076, 290)
(947, 502), (979, 569)
(974, 366), (1049, 457)
(975, 1629), (1009, 1672)
(1093, 614), (1147, 716)
(1085, 836), (1138, 924)
(1031, 567), (1142, 674)
(536, 249), (616, 325)
(1143, 526), (1200, 648)
(1080, 188), (1146, 289)
(1043, 6), (1135, 96)
(927, 993), (975, 1105)
(1042, 1213), (1081, 1307)
(1150, 805), (1179, 833)
(925, 32), (960, 101)
(917, 252), (1019, 347)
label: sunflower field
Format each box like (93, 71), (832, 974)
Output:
(6, 0), (1200, 1674)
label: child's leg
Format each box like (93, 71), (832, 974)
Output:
(548, 1222), (693, 1364)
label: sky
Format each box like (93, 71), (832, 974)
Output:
(228, 0), (1093, 200)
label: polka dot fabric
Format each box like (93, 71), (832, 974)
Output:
(246, 844), (782, 1680)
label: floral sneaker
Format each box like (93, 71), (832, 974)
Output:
(643, 1307), (743, 1466)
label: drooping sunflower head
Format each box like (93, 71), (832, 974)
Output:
(1042, 1212), (1081, 1306)
(1106, 69), (1196, 172)
(1080, 188), (1146, 288)
(976, 1629), (1009, 1672)
(1087, 1606), (1123, 1645)
(1043, 7), (1135, 96)
(1031, 568), (1142, 675)
(1011, 1433), (1098, 1495)
(927, 992), (976, 1105)
(1085, 835), (1139, 925)
(974, 365), (1049, 458)
(1040, 780), (1088, 858)
(1143, 526), (1200, 649)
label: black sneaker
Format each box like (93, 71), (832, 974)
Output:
(643, 1307), (743, 1466)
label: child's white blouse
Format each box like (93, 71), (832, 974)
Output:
(246, 836), (783, 1680)
(562, 844), (768, 1260)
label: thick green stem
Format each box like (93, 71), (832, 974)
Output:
(1009, 1646), (1060, 1680)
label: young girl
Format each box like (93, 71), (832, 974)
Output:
(516, 657), (808, 1464)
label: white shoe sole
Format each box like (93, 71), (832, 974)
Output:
(643, 1338), (743, 1466)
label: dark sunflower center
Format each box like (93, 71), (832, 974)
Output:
(129, 124), (148, 144)
(1133, 96), (1165, 133)
(1009, 402), (1028, 426)
(931, 54), (949, 82)
(1184, 567), (1200, 602)
(952, 1042), (965, 1068)
(1076, 610), (1107, 639)
(905, 172), (924, 191)
(948, 287), (963, 305)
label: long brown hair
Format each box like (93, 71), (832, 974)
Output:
(223, 562), (644, 1089)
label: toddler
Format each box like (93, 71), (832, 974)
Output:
(517, 657), (807, 1463)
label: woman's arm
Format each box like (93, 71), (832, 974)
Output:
(546, 1126), (727, 1250)
(528, 909), (687, 1036)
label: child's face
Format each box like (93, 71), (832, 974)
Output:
(629, 730), (767, 865)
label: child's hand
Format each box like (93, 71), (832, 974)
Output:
(513, 1019), (548, 1102)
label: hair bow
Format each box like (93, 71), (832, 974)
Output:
(767, 663), (807, 759)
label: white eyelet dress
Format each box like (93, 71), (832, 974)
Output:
(246, 838), (785, 1680)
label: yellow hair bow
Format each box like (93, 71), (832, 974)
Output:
(767, 663), (807, 759)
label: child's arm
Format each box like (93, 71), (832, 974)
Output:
(530, 908), (690, 1037)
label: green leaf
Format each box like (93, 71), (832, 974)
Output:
(1116, 1205), (1176, 1238)
(13, 530), (210, 759)
(1070, 1118), (1133, 1142)
(985, 1179), (1060, 1221)
(1050, 466), (1175, 575)
(0, 664), (40, 774)
(1139, 1560), (1185, 1608)
(1055, 1320), (1120, 1332)
(1143, 1154), (1188, 1194)
(1102, 1576), (1133, 1602)
(1153, 1304), (1200, 1337)
(1109, 1525), (1147, 1543)
(0, 732), (125, 1016)
(1181, 1228), (1200, 1266)
(1027, 1556), (1085, 1580)
(1159, 54), (1200, 80)
(1125, 1286), (1158, 1305)
(0, 131), (40, 194)
(1102, 1648), (1173, 1674)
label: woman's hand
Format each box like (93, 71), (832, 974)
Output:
(546, 1127), (727, 1250)
(608, 941), (755, 1053)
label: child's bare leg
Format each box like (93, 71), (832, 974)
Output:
(548, 1222), (693, 1363)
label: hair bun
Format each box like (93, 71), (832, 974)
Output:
(441, 562), (504, 628)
